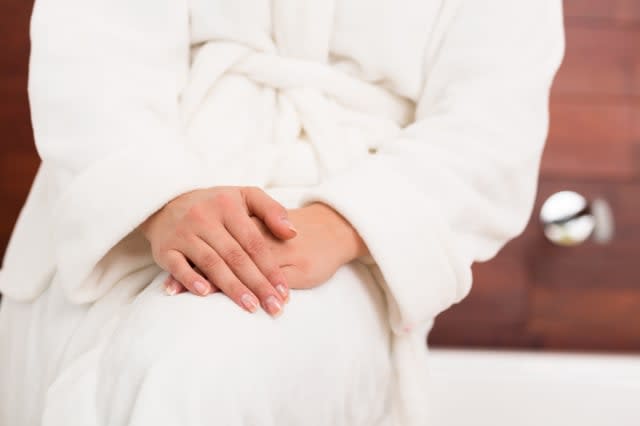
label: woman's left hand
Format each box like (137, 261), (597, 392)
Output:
(165, 202), (369, 298)
(262, 202), (368, 290)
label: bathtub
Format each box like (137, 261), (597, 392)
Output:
(427, 349), (640, 426)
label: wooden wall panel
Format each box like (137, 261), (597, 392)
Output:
(0, 151), (38, 258)
(0, 0), (36, 262)
(553, 26), (640, 97)
(542, 100), (635, 178)
(564, 0), (640, 24)
(634, 106), (640, 169)
(545, 24), (640, 179)
(0, 89), (33, 151)
(634, 61), (640, 97)
(553, 55), (639, 98)
(564, 26), (639, 55)
(529, 287), (640, 351)
(428, 255), (534, 348)
(431, 258), (530, 325)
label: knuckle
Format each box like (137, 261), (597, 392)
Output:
(173, 225), (191, 242)
(223, 248), (247, 268)
(185, 205), (206, 223)
(212, 192), (233, 208)
(165, 256), (183, 274)
(199, 251), (221, 271)
(244, 234), (266, 256)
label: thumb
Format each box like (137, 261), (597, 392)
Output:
(243, 186), (298, 240)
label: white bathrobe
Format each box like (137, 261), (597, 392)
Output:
(0, 0), (565, 425)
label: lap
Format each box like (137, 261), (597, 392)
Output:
(104, 263), (389, 376)
(97, 261), (392, 425)
(1, 260), (393, 426)
(110, 260), (389, 360)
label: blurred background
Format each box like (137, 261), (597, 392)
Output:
(0, 1), (638, 354)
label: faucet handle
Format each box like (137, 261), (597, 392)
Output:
(539, 191), (614, 247)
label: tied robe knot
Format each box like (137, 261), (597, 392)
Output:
(179, 40), (415, 188)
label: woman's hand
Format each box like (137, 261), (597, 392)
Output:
(166, 202), (370, 297)
(268, 202), (369, 289)
(139, 186), (298, 317)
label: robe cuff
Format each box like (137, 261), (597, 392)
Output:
(51, 142), (210, 303)
(297, 153), (471, 335)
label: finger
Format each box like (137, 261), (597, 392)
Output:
(223, 211), (290, 303)
(161, 250), (214, 297)
(165, 275), (214, 296)
(197, 227), (285, 317)
(182, 237), (262, 314)
(163, 275), (181, 296)
(192, 266), (219, 292)
(242, 186), (297, 240)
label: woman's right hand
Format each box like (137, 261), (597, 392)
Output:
(139, 186), (298, 317)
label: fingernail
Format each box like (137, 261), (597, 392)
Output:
(193, 280), (210, 296)
(280, 217), (297, 234)
(264, 295), (283, 317)
(276, 284), (289, 303)
(241, 294), (259, 313)
(164, 280), (179, 296)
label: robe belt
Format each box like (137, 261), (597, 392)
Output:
(181, 42), (414, 185)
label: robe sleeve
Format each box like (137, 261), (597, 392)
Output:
(27, 0), (203, 301)
(297, 0), (565, 335)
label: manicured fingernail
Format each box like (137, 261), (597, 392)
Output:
(241, 294), (259, 313)
(165, 280), (179, 296)
(264, 296), (283, 317)
(193, 280), (210, 296)
(276, 284), (289, 303)
(280, 217), (297, 234)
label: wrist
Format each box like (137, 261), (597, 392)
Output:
(138, 211), (158, 241)
(305, 202), (369, 263)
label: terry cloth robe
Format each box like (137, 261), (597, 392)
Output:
(0, 0), (565, 425)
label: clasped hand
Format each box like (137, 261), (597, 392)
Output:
(139, 186), (367, 317)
